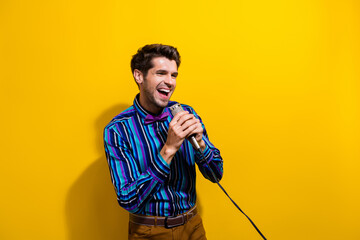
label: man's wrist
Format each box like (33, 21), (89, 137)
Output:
(160, 144), (177, 164)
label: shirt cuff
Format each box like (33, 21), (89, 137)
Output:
(195, 144), (213, 165)
(147, 153), (171, 184)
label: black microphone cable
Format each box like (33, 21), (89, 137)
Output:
(169, 103), (267, 239)
(198, 149), (268, 240)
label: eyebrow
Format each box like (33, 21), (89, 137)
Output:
(156, 69), (178, 76)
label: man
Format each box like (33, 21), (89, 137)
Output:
(104, 44), (223, 240)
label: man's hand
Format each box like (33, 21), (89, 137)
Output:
(160, 111), (205, 164)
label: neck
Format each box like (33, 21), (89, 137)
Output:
(138, 94), (163, 115)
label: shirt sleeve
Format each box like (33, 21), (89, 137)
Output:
(186, 106), (224, 183)
(103, 123), (170, 213)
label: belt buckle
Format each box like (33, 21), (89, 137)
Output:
(164, 215), (184, 229)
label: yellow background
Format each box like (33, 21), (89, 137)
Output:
(1, 0), (359, 239)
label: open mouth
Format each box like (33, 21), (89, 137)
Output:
(157, 88), (170, 98)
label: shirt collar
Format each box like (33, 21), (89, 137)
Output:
(134, 94), (175, 119)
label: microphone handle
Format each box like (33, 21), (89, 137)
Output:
(189, 135), (201, 152)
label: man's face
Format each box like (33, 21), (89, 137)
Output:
(137, 57), (178, 114)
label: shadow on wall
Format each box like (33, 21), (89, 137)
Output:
(66, 104), (130, 240)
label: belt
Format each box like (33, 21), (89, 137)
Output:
(129, 206), (198, 228)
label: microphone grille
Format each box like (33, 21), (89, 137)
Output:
(169, 103), (184, 116)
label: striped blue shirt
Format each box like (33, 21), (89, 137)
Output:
(103, 95), (223, 216)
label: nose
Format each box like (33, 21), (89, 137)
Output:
(164, 74), (174, 86)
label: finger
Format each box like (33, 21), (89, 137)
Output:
(169, 111), (188, 128)
(181, 118), (200, 132)
(185, 122), (203, 138)
(195, 132), (203, 141)
(177, 113), (196, 126)
(174, 120), (196, 137)
(182, 124), (198, 138)
(172, 113), (194, 128)
(178, 117), (198, 131)
(172, 111), (189, 123)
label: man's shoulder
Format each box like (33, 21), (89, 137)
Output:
(104, 105), (136, 130)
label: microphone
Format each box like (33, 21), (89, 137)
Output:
(169, 103), (202, 152)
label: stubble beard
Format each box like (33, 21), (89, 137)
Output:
(142, 84), (171, 112)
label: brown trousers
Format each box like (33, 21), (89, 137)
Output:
(128, 214), (207, 240)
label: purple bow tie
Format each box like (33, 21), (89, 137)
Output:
(144, 112), (169, 124)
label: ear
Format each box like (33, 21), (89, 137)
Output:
(133, 69), (144, 85)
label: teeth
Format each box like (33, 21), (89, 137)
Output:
(158, 89), (170, 93)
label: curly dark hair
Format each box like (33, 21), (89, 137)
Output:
(131, 44), (181, 78)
